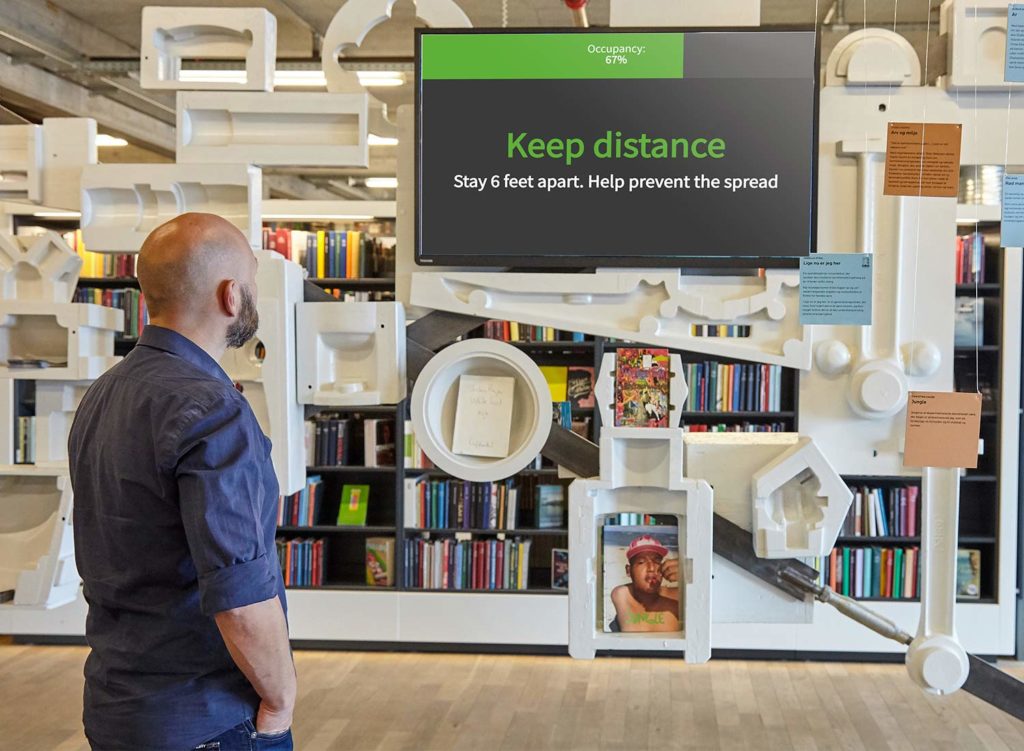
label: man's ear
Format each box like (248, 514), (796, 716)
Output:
(220, 279), (241, 318)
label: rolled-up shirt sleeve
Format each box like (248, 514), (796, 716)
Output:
(175, 398), (278, 615)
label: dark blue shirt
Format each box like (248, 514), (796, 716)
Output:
(69, 325), (286, 751)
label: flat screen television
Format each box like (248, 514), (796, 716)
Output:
(415, 28), (819, 267)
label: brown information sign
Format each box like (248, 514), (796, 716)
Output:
(903, 391), (982, 469)
(883, 122), (962, 198)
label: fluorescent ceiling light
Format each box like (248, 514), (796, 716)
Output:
(368, 134), (399, 146)
(273, 70), (328, 87)
(96, 134), (128, 147)
(365, 177), (398, 189)
(179, 69), (402, 88)
(357, 71), (405, 87)
(33, 211), (81, 218)
(263, 213), (373, 221)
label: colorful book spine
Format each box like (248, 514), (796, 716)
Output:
(824, 546), (920, 600)
(404, 535), (533, 591)
(683, 362), (785, 412)
(275, 537), (326, 587)
(840, 486), (920, 538)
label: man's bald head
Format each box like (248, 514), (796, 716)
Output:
(138, 213), (255, 319)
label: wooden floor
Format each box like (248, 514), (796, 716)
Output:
(1, 644), (1022, 750)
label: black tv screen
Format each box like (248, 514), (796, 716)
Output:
(415, 28), (819, 267)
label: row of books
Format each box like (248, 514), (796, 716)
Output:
(14, 416), (35, 464)
(681, 422), (788, 432)
(955, 232), (987, 285)
(480, 320), (586, 343)
(63, 230), (137, 278)
(73, 287), (148, 338)
(825, 546), (919, 600)
(278, 476), (324, 527)
(263, 228), (396, 280)
(683, 362), (784, 412)
(318, 289), (395, 302)
(689, 324), (751, 337)
(408, 478), (521, 530)
(405, 535), (534, 591)
(406, 479), (568, 530)
(304, 417), (395, 468)
(841, 486), (919, 538)
(405, 422), (434, 469)
(276, 537), (327, 588)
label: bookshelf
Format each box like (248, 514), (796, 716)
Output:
(5, 220), (1017, 657)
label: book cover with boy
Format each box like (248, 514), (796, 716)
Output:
(614, 348), (670, 427)
(602, 525), (681, 633)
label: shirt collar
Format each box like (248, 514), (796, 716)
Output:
(137, 325), (234, 385)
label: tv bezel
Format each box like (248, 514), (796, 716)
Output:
(414, 26), (821, 270)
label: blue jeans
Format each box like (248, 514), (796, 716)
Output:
(192, 719), (293, 751)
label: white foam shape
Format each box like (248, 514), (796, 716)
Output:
(80, 163), (262, 252)
(568, 473), (713, 664)
(410, 338), (550, 483)
(140, 7), (276, 91)
(296, 301), (406, 407)
(0, 124), (42, 203)
(220, 251), (305, 495)
(750, 436), (853, 558)
(940, 0), (1024, 91)
(0, 232), (82, 303)
(825, 29), (922, 87)
(33, 381), (91, 467)
(0, 302), (122, 381)
(0, 472), (79, 609)
(40, 118), (98, 211)
(906, 467), (970, 694)
(321, 0), (471, 93)
(411, 270), (811, 369)
(176, 91), (369, 167)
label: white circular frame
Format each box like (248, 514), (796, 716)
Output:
(410, 339), (553, 483)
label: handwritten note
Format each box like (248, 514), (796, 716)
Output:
(452, 374), (515, 458)
(799, 253), (873, 325)
(883, 122), (962, 198)
(1007, 4), (1024, 82)
(903, 391), (982, 469)
(1002, 173), (1024, 248)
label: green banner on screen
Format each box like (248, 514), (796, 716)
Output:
(420, 33), (684, 80)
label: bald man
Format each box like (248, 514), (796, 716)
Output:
(69, 214), (296, 751)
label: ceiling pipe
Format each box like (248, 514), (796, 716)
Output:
(564, 0), (589, 28)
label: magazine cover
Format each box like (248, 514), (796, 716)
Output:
(614, 348), (670, 427)
(566, 366), (596, 408)
(602, 525), (681, 633)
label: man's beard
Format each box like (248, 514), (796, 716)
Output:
(225, 284), (259, 349)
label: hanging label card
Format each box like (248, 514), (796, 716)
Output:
(1007, 4), (1024, 82)
(1002, 173), (1024, 247)
(903, 391), (982, 469)
(883, 122), (962, 197)
(799, 253), (873, 325)
(452, 374), (515, 458)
